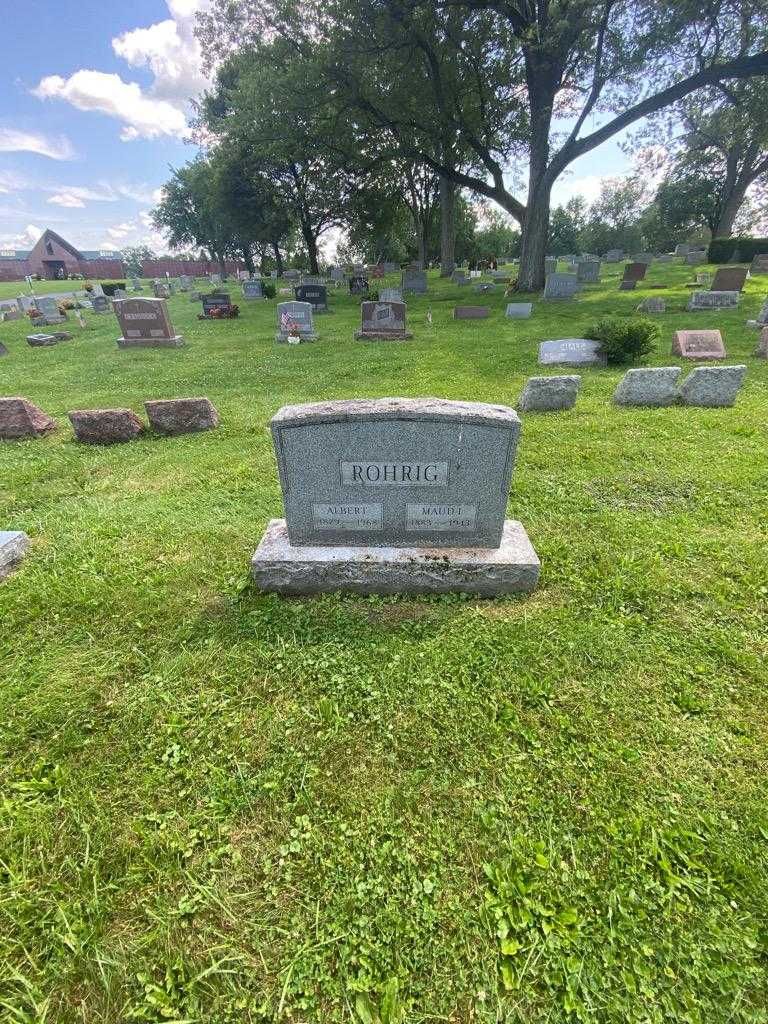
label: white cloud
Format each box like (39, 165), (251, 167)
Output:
(34, 70), (188, 141)
(0, 128), (75, 161)
(31, 1), (210, 143)
(106, 221), (137, 240)
(46, 184), (118, 207)
(0, 224), (42, 249)
(551, 174), (606, 208)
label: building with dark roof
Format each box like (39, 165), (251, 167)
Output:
(0, 229), (123, 281)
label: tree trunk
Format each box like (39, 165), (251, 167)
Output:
(242, 244), (255, 275)
(713, 183), (749, 238)
(517, 180), (552, 292)
(272, 241), (284, 276)
(416, 215), (427, 269)
(217, 254), (227, 277)
(299, 219), (320, 274)
(439, 173), (456, 277)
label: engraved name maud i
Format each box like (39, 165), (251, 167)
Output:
(270, 398), (522, 548)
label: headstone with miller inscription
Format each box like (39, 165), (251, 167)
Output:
(114, 297), (184, 348)
(251, 397), (540, 596)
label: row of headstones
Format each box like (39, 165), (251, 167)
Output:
(0, 396), (219, 442)
(537, 328), (767, 364)
(519, 365), (747, 411)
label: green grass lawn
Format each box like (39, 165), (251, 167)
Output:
(1, 264), (767, 1023)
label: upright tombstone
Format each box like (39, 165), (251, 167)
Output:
(505, 303), (533, 319)
(36, 296), (67, 324)
(543, 273), (578, 300)
(330, 267), (345, 282)
(687, 291), (739, 311)
(576, 260), (601, 283)
(200, 292), (237, 318)
(402, 269), (428, 294)
(686, 251), (706, 266)
(672, 329), (726, 359)
(749, 253), (768, 275)
(355, 301), (412, 340)
(295, 283), (328, 313)
(131, 277), (143, 292)
(633, 252), (654, 265)
(518, 376), (581, 412)
(91, 294), (110, 314)
(604, 249), (623, 263)
(612, 367), (681, 407)
(242, 279), (265, 301)
(452, 270), (468, 284)
(251, 398), (540, 595)
(209, 273), (222, 285)
(622, 262), (647, 284)
(179, 275), (192, 292)
(379, 288), (403, 303)
(538, 339), (606, 367)
(675, 244), (690, 257)
(91, 282), (105, 297)
(544, 257), (558, 276)
(382, 261), (399, 273)
(276, 301), (317, 342)
(167, 280), (177, 295)
(153, 281), (169, 299)
(17, 295), (36, 315)
(349, 275), (369, 296)
(114, 297), (184, 348)
(710, 267), (749, 292)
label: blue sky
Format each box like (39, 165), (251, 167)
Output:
(0, 0), (634, 257)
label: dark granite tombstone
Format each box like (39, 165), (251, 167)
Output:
(355, 301), (412, 340)
(295, 284), (328, 312)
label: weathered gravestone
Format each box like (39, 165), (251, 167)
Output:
(672, 329), (726, 359)
(754, 327), (768, 357)
(686, 251), (706, 265)
(382, 261), (399, 273)
(687, 291), (739, 311)
(209, 273), (222, 285)
(276, 301), (317, 342)
(451, 270), (468, 284)
(622, 262), (647, 283)
(295, 284), (328, 313)
(167, 280), (177, 295)
(633, 253), (654, 265)
(91, 295), (110, 314)
(453, 306), (490, 319)
(242, 279), (265, 300)
(131, 277), (143, 292)
(145, 397), (220, 435)
(250, 398), (540, 595)
(330, 267), (345, 282)
(27, 333), (58, 347)
(576, 260), (601, 283)
(0, 531), (30, 579)
(17, 295), (36, 314)
(349, 275), (369, 296)
(379, 288), (403, 303)
(613, 367), (681, 407)
(179, 275), (192, 291)
(518, 376), (581, 412)
(153, 282), (169, 299)
(200, 292), (237, 317)
(604, 249), (623, 263)
(710, 267), (748, 292)
(543, 273), (578, 300)
(355, 301), (412, 341)
(538, 339), (606, 366)
(91, 283), (105, 297)
(36, 296), (67, 324)
(505, 303), (533, 318)
(69, 408), (144, 444)
(749, 254), (768, 274)
(114, 297), (184, 348)
(679, 365), (747, 407)
(1, 302), (21, 321)
(544, 257), (558, 276)
(402, 269), (427, 294)
(0, 397), (56, 439)
(637, 297), (666, 313)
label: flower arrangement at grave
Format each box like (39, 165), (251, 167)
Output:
(198, 303), (240, 320)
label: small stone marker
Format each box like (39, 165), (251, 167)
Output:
(295, 284), (328, 312)
(543, 273), (578, 300)
(379, 288), (403, 303)
(613, 367), (681, 407)
(0, 531), (30, 579)
(505, 303), (533, 318)
(686, 251), (706, 265)
(679, 365), (747, 407)
(68, 408), (144, 444)
(637, 297), (665, 313)
(114, 297), (184, 348)
(145, 397), (220, 435)
(242, 279), (265, 300)
(27, 333), (58, 347)
(251, 397), (540, 595)
(153, 282), (169, 299)
(402, 269), (427, 294)
(672, 330), (726, 359)
(349, 275), (369, 295)
(0, 397), (56, 439)
(276, 301), (317, 342)
(619, 280), (637, 291)
(754, 327), (768, 357)
(622, 262), (647, 283)
(355, 301), (412, 340)
(210, 273), (222, 285)
(604, 249), (623, 263)
(538, 339), (606, 366)
(711, 267), (748, 292)
(453, 306), (490, 319)
(576, 260), (600, 283)
(687, 291), (739, 311)
(91, 295), (110, 314)
(518, 375), (581, 412)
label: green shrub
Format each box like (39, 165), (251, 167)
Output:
(708, 237), (768, 264)
(262, 281), (276, 299)
(586, 316), (659, 365)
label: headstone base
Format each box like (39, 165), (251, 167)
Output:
(275, 333), (318, 343)
(251, 518), (540, 596)
(354, 330), (413, 341)
(117, 335), (185, 348)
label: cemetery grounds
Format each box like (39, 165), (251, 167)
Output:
(0, 262), (767, 1022)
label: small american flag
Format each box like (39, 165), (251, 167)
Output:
(281, 311), (298, 333)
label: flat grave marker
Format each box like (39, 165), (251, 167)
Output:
(672, 329), (726, 359)
(538, 338), (606, 366)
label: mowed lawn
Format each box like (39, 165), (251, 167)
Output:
(1, 264), (767, 1023)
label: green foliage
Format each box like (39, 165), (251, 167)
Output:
(709, 236), (768, 263)
(261, 280), (276, 299)
(586, 316), (660, 364)
(121, 246), (155, 277)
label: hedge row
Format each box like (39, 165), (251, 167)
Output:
(708, 237), (768, 264)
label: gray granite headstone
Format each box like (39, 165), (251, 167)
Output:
(379, 288), (403, 303)
(505, 303), (532, 318)
(543, 273), (578, 300)
(675, 244), (690, 257)
(538, 339), (605, 366)
(402, 269), (427, 294)
(686, 251), (706, 266)
(130, 278), (143, 292)
(544, 257), (558, 276)
(276, 301), (317, 342)
(687, 291), (739, 311)
(679, 365), (746, 407)
(242, 279), (265, 300)
(518, 375), (581, 412)
(613, 367), (681, 406)
(451, 270), (468, 284)
(153, 282), (169, 299)
(604, 249), (623, 262)
(91, 295), (110, 314)
(576, 260), (600, 283)
(36, 296), (67, 323)
(453, 306), (490, 319)
(637, 297), (666, 313)
(383, 261), (399, 273)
